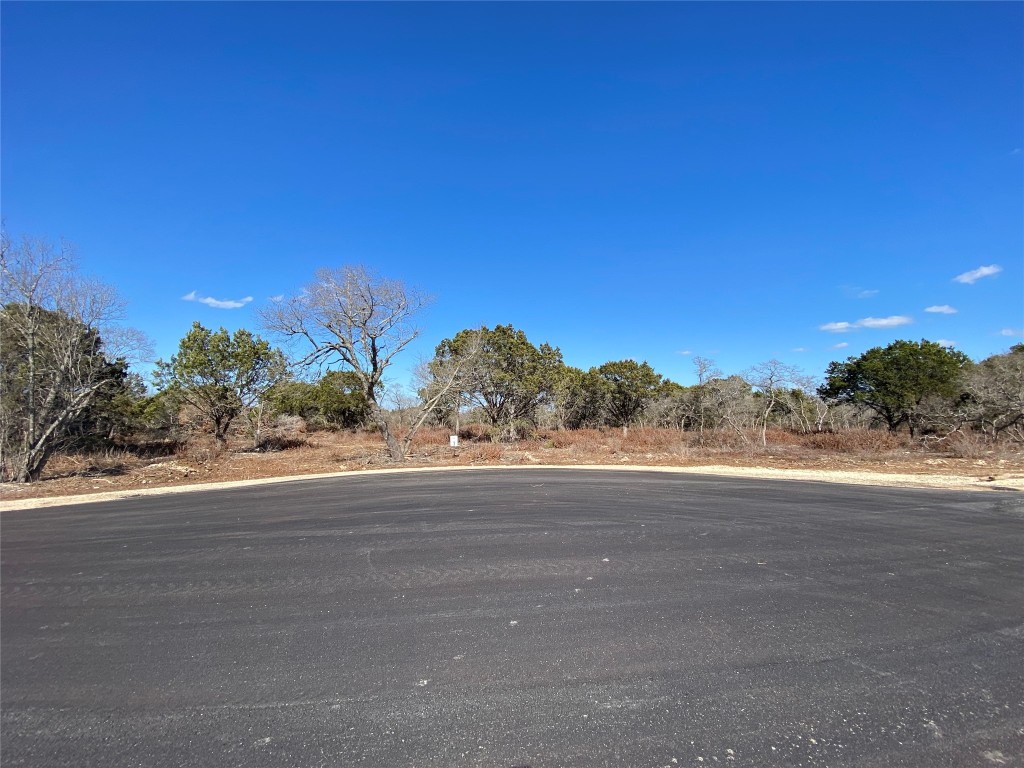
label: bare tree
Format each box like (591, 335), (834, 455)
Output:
(1, 233), (151, 482)
(746, 359), (802, 447)
(779, 374), (831, 434)
(384, 385), (423, 433)
(691, 356), (722, 444)
(260, 266), (436, 461)
(963, 345), (1024, 440)
(403, 330), (484, 449)
(707, 375), (756, 444)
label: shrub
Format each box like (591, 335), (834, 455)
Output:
(538, 429), (579, 449)
(458, 423), (497, 443)
(620, 428), (679, 452)
(802, 429), (909, 453)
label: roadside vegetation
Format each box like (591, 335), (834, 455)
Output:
(2, 230), (1022, 494)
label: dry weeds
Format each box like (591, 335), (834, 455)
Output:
(2, 426), (1022, 505)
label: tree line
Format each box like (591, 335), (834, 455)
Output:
(2, 233), (1021, 482)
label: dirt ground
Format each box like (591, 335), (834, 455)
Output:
(3, 426), (1022, 510)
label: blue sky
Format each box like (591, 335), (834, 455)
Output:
(3, 2), (1021, 391)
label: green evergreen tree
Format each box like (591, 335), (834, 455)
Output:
(154, 323), (287, 446)
(432, 324), (563, 438)
(818, 339), (971, 436)
(594, 360), (664, 430)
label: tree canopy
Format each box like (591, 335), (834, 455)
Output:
(594, 359), (664, 429)
(550, 365), (606, 430)
(154, 322), (286, 446)
(818, 339), (971, 435)
(432, 324), (563, 437)
(266, 370), (370, 430)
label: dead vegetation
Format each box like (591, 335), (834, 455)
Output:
(2, 424), (1022, 503)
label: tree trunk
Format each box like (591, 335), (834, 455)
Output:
(370, 402), (405, 461)
(18, 440), (56, 483)
(213, 418), (229, 449)
(10, 387), (103, 482)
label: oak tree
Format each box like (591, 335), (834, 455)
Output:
(963, 345), (1024, 439)
(745, 359), (802, 446)
(260, 266), (431, 460)
(818, 339), (970, 436)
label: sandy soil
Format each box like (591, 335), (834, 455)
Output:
(3, 428), (1021, 511)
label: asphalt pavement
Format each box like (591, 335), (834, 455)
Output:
(2, 469), (1022, 767)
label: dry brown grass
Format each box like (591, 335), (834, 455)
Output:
(3, 424), (1022, 501)
(800, 429), (910, 453)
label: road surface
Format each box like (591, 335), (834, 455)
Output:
(2, 469), (1022, 767)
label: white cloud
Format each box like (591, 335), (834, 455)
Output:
(842, 285), (880, 299)
(182, 290), (254, 310)
(858, 315), (913, 329)
(269, 294), (284, 302)
(676, 349), (693, 356)
(821, 316), (913, 332)
(936, 339), (957, 348)
(925, 305), (957, 314)
(999, 328), (1024, 337)
(831, 342), (849, 349)
(954, 264), (1002, 284)
(820, 321), (857, 333)
(791, 347), (808, 353)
